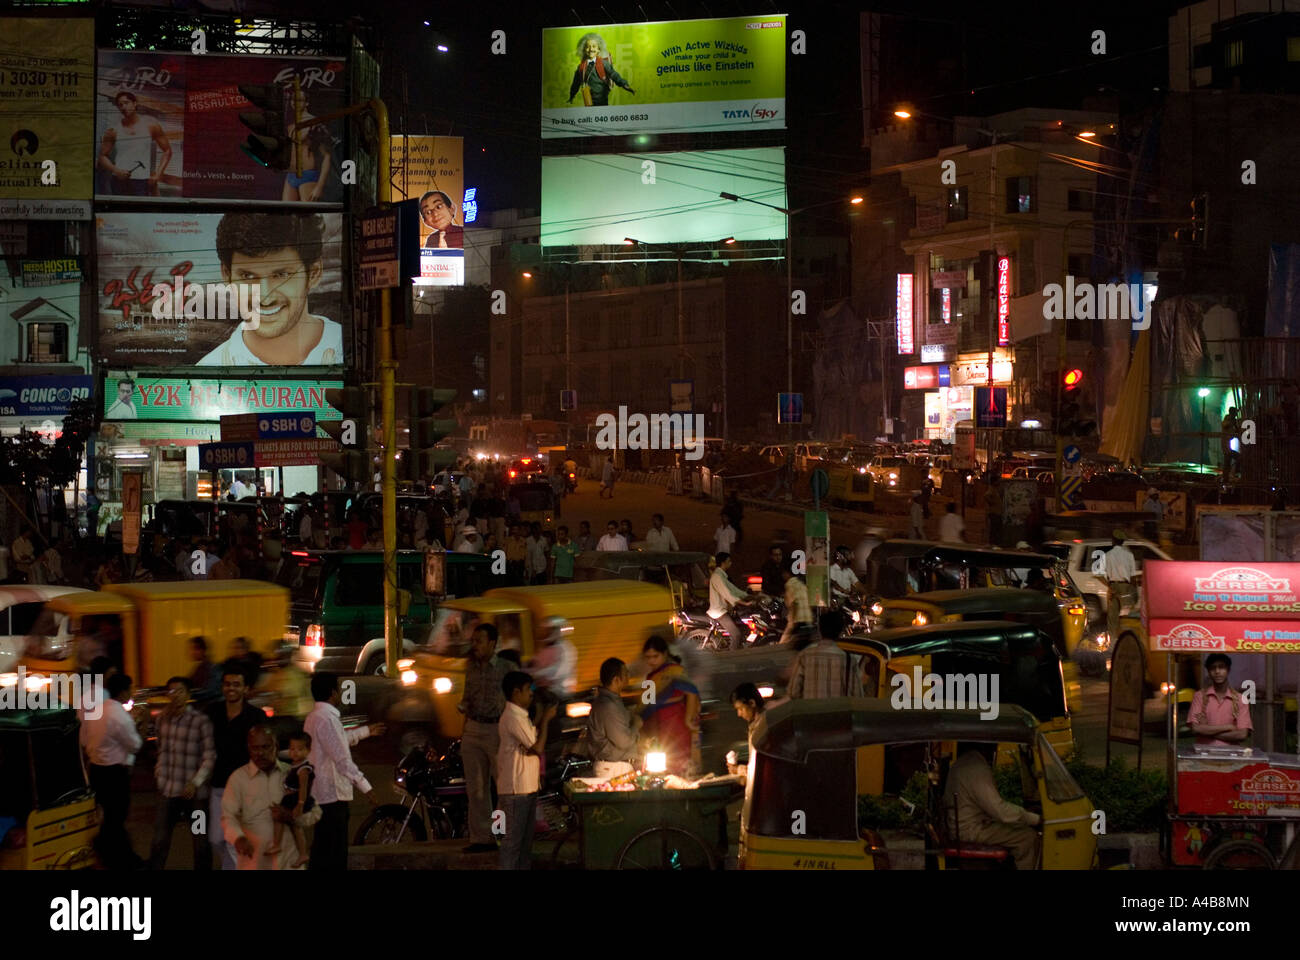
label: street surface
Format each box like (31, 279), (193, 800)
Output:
(124, 478), (1162, 868)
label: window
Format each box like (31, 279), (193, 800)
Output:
(1289, 37), (1300, 62)
(1005, 176), (1034, 214)
(26, 323), (68, 362)
(1193, 42), (1214, 69)
(1066, 189), (1093, 212)
(610, 307), (631, 347)
(1067, 253), (1091, 279)
(334, 564), (383, 607)
(1226, 39), (1244, 68)
(643, 305), (662, 339)
(946, 187), (968, 222)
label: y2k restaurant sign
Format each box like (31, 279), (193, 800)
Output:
(1143, 561), (1300, 652)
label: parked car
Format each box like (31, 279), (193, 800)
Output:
(0, 586), (91, 674)
(276, 549), (506, 675)
(1040, 537), (1172, 614)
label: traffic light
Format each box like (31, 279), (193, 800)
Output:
(1056, 368), (1096, 438)
(238, 83), (295, 171)
(406, 387), (458, 483)
(321, 387), (370, 486)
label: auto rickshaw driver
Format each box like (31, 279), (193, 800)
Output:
(942, 741), (1042, 870)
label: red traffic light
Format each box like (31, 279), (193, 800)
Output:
(1063, 368), (1084, 390)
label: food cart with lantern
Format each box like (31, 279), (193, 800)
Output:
(561, 768), (744, 870)
(1144, 561), (1300, 869)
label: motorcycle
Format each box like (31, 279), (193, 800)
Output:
(677, 595), (785, 650)
(354, 739), (469, 843)
(565, 471), (577, 494)
(353, 722), (594, 847)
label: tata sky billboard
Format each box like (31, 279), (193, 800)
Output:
(541, 15), (786, 138)
(541, 147), (787, 245)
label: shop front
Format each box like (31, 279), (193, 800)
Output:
(97, 375), (344, 509)
(901, 363), (973, 443)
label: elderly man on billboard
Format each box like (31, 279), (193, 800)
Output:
(567, 33), (636, 107)
(197, 212), (342, 366)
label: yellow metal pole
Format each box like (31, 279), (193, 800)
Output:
(371, 98), (400, 677)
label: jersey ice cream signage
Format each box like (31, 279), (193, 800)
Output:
(1143, 561), (1300, 652)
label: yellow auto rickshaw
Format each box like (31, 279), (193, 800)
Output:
(0, 708), (98, 870)
(740, 698), (1096, 870)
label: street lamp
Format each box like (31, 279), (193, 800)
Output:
(1198, 387), (1211, 466)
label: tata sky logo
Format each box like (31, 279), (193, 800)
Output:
(721, 103), (780, 122)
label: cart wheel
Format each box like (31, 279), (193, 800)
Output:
(1202, 839), (1276, 870)
(614, 826), (716, 870)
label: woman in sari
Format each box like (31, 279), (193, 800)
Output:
(637, 635), (701, 776)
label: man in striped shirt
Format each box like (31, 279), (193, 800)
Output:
(149, 676), (216, 870)
(788, 611), (864, 700)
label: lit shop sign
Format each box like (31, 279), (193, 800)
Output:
(463, 187), (478, 224)
(103, 377), (344, 423)
(941, 287), (951, 322)
(997, 256), (1010, 345)
(896, 273), (914, 355)
(951, 354), (1013, 386)
(931, 270), (967, 288)
(920, 344), (949, 364)
(903, 365), (951, 390)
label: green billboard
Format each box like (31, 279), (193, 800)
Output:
(541, 15), (786, 138)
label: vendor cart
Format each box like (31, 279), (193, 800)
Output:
(1145, 561), (1300, 869)
(562, 779), (742, 870)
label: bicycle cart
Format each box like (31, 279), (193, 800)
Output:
(1144, 561), (1300, 869)
(562, 779), (742, 870)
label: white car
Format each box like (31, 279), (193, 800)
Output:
(867, 455), (907, 489)
(1041, 538), (1172, 613)
(0, 585), (91, 673)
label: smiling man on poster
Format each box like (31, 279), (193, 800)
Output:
(197, 212), (342, 366)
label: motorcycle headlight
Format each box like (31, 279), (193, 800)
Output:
(432, 676), (453, 694)
(870, 602), (884, 617)
(913, 612), (929, 626)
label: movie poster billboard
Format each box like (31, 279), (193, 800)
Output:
(96, 211), (345, 367)
(541, 15), (786, 138)
(390, 136), (465, 286)
(0, 19), (96, 218)
(95, 51), (347, 203)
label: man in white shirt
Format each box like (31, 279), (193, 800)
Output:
(828, 550), (862, 604)
(938, 502), (966, 543)
(596, 520), (628, 551)
(229, 475), (251, 500)
(526, 617), (578, 698)
(453, 525), (484, 553)
(297, 506), (313, 543)
(524, 522), (549, 584)
(714, 514), (738, 555)
(643, 513), (680, 552)
(302, 672), (385, 870)
(105, 379), (139, 420)
(708, 552), (749, 649)
(196, 212), (342, 366)
(909, 494), (926, 539)
(83, 672), (143, 869)
(497, 671), (556, 869)
(1104, 530), (1139, 641)
(221, 725), (323, 870)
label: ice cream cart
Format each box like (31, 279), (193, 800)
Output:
(1144, 561), (1300, 869)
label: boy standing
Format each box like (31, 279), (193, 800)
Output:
(497, 671), (557, 869)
